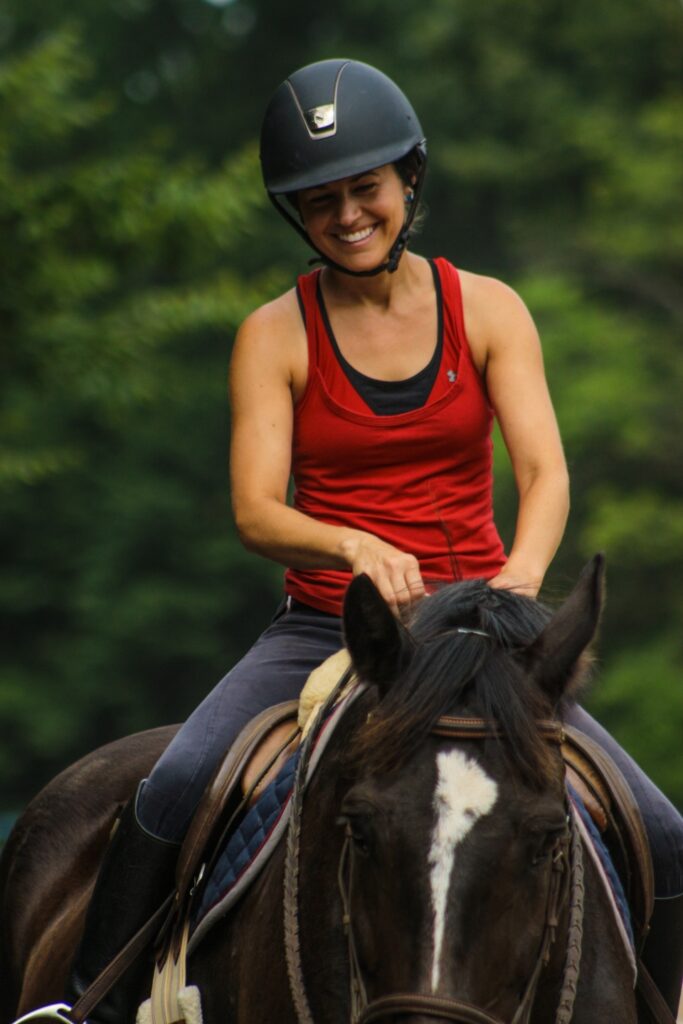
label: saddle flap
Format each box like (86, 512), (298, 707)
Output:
(562, 724), (655, 947)
(175, 700), (299, 901)
(241, 720), (300, 803)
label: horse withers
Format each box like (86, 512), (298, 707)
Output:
(0, 557), (640, 1023)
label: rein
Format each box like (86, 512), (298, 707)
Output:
(284, 702), (585, 1024)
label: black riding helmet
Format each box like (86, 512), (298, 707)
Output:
(260, 59), (427, 277)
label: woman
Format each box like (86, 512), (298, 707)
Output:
(60, 59), (681, 1022)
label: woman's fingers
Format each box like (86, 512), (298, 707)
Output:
(405, 565), (427, 601)
(350, 536), (425, 613)
(390, 564), (425, 609)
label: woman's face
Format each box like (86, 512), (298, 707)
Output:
(296, 164), (410, 272)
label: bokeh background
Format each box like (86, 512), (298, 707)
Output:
(1, 0), (682, 835)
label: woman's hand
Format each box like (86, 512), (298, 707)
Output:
(340, 533), (426, 613)
(488, 566), (542, 599)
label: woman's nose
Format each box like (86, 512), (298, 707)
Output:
(336, 194), (361, 226)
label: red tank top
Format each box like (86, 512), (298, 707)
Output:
(285, 258), (506, 615)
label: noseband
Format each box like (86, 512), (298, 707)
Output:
(284, 685), (585, 1024)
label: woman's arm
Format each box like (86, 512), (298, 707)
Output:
(463, 274), (570, 597)
(229, 294), (425, 610)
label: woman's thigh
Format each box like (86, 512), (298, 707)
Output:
(137, 602), (344, 841)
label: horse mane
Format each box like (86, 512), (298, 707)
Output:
(348, 580), (558, 789)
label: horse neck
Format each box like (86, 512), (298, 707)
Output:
(532, 848), (637, 1024)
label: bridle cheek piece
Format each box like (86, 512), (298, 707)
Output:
(285, 697), (585, 1024)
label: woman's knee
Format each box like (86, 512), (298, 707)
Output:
(135, 754), (209, 841)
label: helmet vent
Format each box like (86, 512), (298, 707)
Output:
(304, 103), (336, 138)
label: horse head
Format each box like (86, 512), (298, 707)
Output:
(328, 555), (604, 1023)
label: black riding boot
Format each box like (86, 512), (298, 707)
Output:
(65, 798), (179, 1024)
(641, 893), (683, 1017)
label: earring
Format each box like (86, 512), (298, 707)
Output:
(405, 190), (415, 204)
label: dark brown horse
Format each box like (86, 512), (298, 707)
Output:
(1, 557), (639, 1023)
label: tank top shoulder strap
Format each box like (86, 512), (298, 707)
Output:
(295, 268), (322, 372)
(432, 257), (470, 363)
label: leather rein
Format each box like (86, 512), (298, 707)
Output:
(283, 691), (585, 1024)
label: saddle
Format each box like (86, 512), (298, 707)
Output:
(175, 699), (301, 908)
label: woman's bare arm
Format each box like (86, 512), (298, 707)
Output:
(463, 274), (570, 596)
(229, 294), (425, 609)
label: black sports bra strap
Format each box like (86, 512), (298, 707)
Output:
(295, 283), (307, 328)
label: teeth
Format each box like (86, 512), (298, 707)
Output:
(339, 226), (374, 243)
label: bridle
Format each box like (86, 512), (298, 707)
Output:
(284, 685), (585, 1024)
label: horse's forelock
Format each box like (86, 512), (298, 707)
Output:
(346, 581), (558, 787)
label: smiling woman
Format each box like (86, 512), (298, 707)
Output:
(260, 59), (427, 278)
(21, 57), (682, 1024)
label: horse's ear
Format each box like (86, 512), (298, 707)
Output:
(343, 574), (413, 695)
(524, 554), (605, 705)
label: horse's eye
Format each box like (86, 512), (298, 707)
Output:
(336, 814), (373, 857)
(528, 824), (567, 867)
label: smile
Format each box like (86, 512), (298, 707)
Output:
(337, 225), (376, 244)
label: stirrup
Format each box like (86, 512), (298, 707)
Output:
(11, 1004), (76, 1024)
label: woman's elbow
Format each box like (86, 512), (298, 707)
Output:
(547, 462), (571, 526)
(232, 493), (285, 555)
(556, 458), (570, 498)
(232, 501), (264, 552)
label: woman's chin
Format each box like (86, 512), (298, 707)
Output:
(324, 244), (391, 273)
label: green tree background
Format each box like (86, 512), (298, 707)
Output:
(1, 0), (682, 819)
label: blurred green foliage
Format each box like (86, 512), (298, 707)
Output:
(1, 0), (681, 809)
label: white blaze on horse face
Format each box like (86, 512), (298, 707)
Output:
(428, 749), (498, 992)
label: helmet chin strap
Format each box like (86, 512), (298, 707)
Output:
(269, 154), (427, 278)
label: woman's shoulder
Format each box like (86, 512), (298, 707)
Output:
(234, 287), (307, 362)
(457, 268), (527, 313)
(231, 286), (309, 394)
(238, 287), (303, 342)
(457, 269), (538, 356)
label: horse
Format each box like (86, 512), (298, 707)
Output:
(0, 555), (640, 1024)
